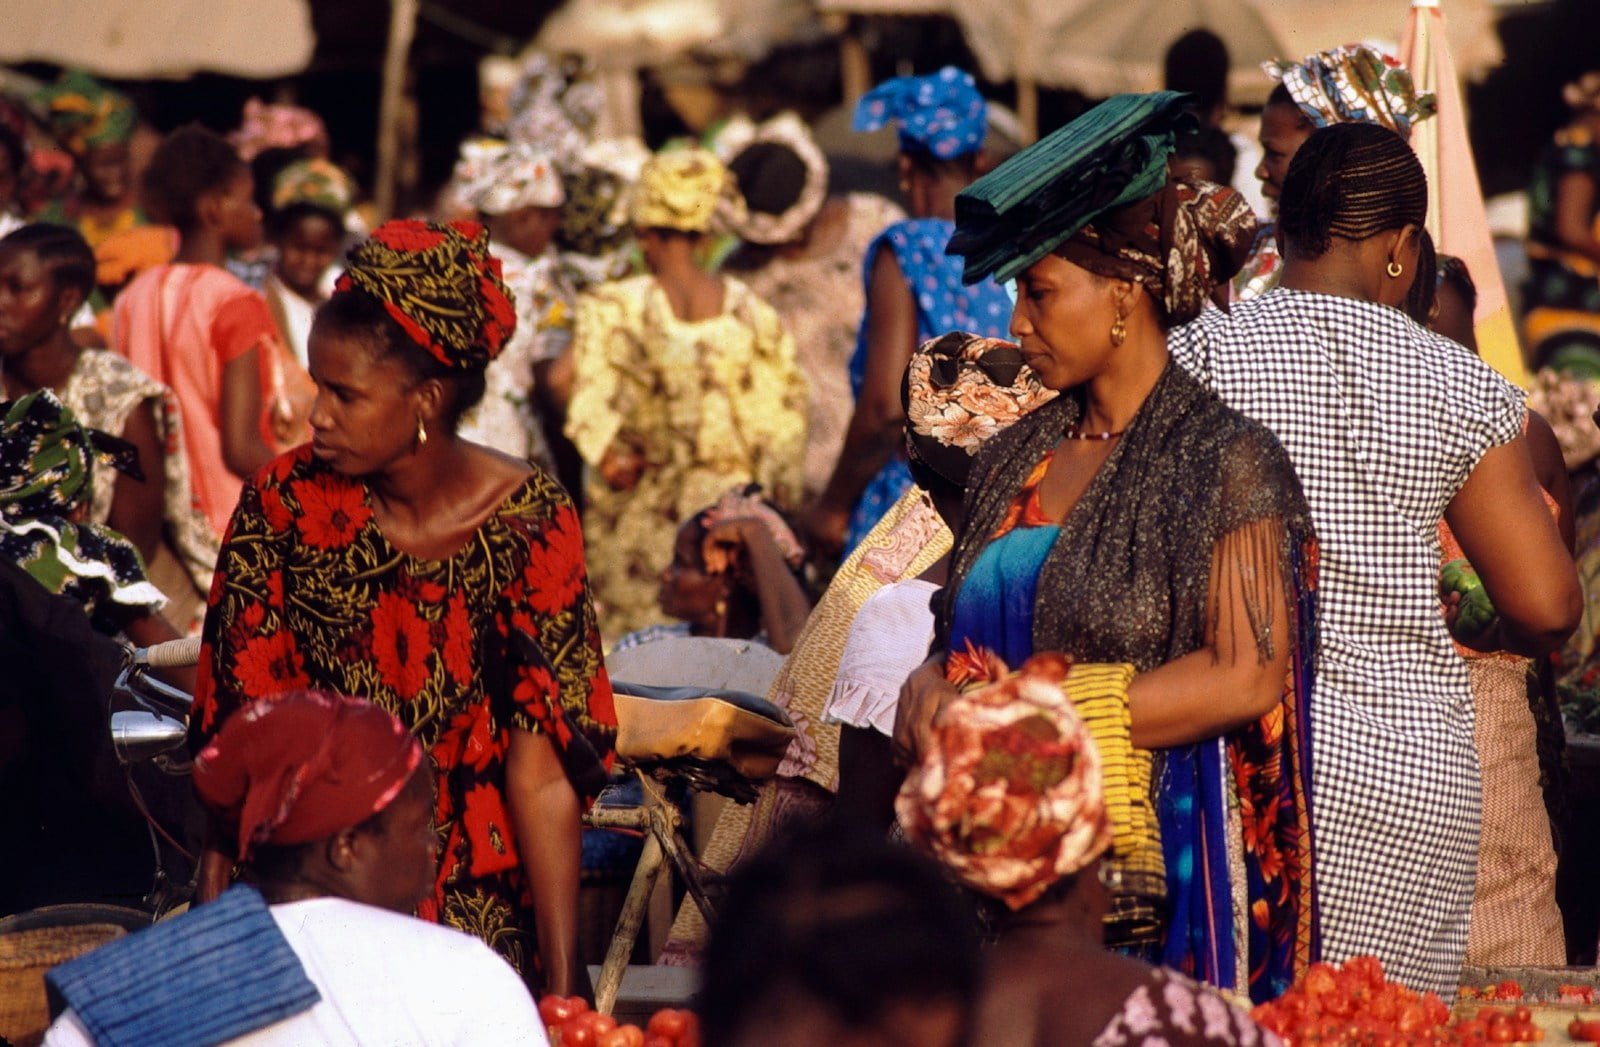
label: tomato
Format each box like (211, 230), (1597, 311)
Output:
(1303, 963), (1339, 996)
(541, 996), (586, 1027)
(598, 1027), (645, 1047)
(648, 1009), (690, 1039)
(564, 1025), (597, 1047)
(1494, 979), (1523, 1002)
(1570, 1016), (1600, 1042)
(642, 1038), (673, 1047)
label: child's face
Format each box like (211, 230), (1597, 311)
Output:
(274, 211), (342, 300)
(1167, 154), (1218, 185)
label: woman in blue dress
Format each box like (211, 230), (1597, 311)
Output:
(895, 92), (1319, 1003)
(803, 67), (1013, 558)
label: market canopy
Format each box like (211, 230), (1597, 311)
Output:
(0, 0), (315, 80)
(819, 0), (1502, 106)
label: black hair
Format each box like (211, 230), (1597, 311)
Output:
(0, 124), (25, 181)
(903, 143), (979, 182)
(1277, 122), (1427, 260)
(268, 200), (344, 242)
(727, 141), (808, 218)
(1163, 29), (1230, 116)
(906, 452), (963, 505)
(698, 822), (980, 1047)
(251, 145), (311, 215)
(1438, 253), (1478, 314)
(141, 123), (246, 232)
(1266, 83), (1296, 112)
(313, 289), (487, 430)
(1403, 227), (1438, 325)
(1171, 125), (1238, 185)
(244, 804), (388, 886)
(0, 222), (97, 301)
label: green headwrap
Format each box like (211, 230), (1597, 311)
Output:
(37, 69), (137, 156)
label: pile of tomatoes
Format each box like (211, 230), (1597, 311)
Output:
(1250, 957), (1543, 1045)
(538, 996), (699, 1047)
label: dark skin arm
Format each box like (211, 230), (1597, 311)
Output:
(702, 518), (812, 655)
(505, 728), (591, 1000)
(1552, 171), (1600, 265)
(105, 398), (166, 565)
(835, 725), (904, 836)
(1444, 435), (1581, 656)
(804, 245), (917, 556)
(219, 347), (275, 479)
(1527, 409), (1575, 552)
(536, 354), (575, 417)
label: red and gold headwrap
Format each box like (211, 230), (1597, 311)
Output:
(1055, 180), (1256, 326)
(335, 219), (517, 371)
(194, 691), (425, 862)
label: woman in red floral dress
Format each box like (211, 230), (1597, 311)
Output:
(190, 219), (615, 996)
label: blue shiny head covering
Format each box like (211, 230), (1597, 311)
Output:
(853, 66), (987, 160)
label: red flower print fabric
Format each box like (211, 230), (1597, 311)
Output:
(193, 445), (616, 977)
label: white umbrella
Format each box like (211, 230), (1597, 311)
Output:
(0, 0), (314, 80)
(1401, 0), (1528, 385)
(946, 0), (1501, 107)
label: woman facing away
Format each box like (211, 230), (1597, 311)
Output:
(898, 91), (1317, 1003)
(1167, 121), (1580, 995)
(902, 658), (1281, 1045)
(47, 691), (546, 1046)
(192, 220), (616, 996)
(804, 67), (1014, 559)
(719, 112), (905, 502)
(563, 147), (808, 642)
(112, 124), (293, 536)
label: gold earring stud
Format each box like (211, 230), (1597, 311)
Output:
(415, 415), (428, 448)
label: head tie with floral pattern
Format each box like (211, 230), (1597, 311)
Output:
(854, 66), (987, 161)
(271, 158), (355, 218)
(1266, 45), (1436, 142)
(897, 652), (1112, 911)
(36, 70), (136, 157)
(194, 690), (424, 862)
(1056, 179), (1257, 326)
(335, 219), (517, 370)
(630, 147), (745, 234)
(903, 332), (1057, 489)
(229, 98), (329, 162)
(451, 138), (565, 216)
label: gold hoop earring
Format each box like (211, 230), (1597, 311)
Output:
(1109, 313), (1128, 348)
(415, 415), (428, 448)
(1386, 260), (1404, 278)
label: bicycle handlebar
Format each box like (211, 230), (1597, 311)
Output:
(139, 636), (202, 669)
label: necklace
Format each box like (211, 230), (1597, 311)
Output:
(1064, 419), (1126, 441)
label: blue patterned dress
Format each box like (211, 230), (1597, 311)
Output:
(844, 217), (1012, 551)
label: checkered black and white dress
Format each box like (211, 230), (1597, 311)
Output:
(1169, 288), (1525, 995)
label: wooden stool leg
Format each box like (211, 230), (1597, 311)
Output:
(595, 831), (666, 1015)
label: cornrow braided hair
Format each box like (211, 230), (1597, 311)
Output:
(1278, 122), (1426, 259)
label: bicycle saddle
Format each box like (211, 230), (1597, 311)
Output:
(610, 679), (795, 782)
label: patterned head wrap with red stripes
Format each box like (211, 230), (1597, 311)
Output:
(335, 219), (517, 371)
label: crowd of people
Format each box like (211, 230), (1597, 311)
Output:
(1, 27), (1596, 1047)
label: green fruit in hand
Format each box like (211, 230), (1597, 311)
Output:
(1440, 558), (1497, 640)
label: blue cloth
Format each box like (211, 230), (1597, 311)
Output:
(46, 884), (320, 1047)
(843, 217), (1013, 552)
(853, 66), (987, 160)
(948, 513), (1237, 984)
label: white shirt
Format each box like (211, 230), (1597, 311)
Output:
(823, 578), (940, 737)
(45, 897), (548, 1047)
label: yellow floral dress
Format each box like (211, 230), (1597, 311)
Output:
(566, 274), (807, 641)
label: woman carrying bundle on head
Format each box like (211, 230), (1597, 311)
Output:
(1169, 121), (1579, 994)
(896, 91), (1318, 1002)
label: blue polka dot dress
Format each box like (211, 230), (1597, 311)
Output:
(844, 217), (1013, 551)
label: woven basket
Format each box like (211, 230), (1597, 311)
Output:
(0, 924), (126, 1047)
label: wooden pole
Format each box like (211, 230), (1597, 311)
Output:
(376, 0), (419, 221)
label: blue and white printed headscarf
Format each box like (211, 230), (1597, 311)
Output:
(853, 66), (987, 161)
